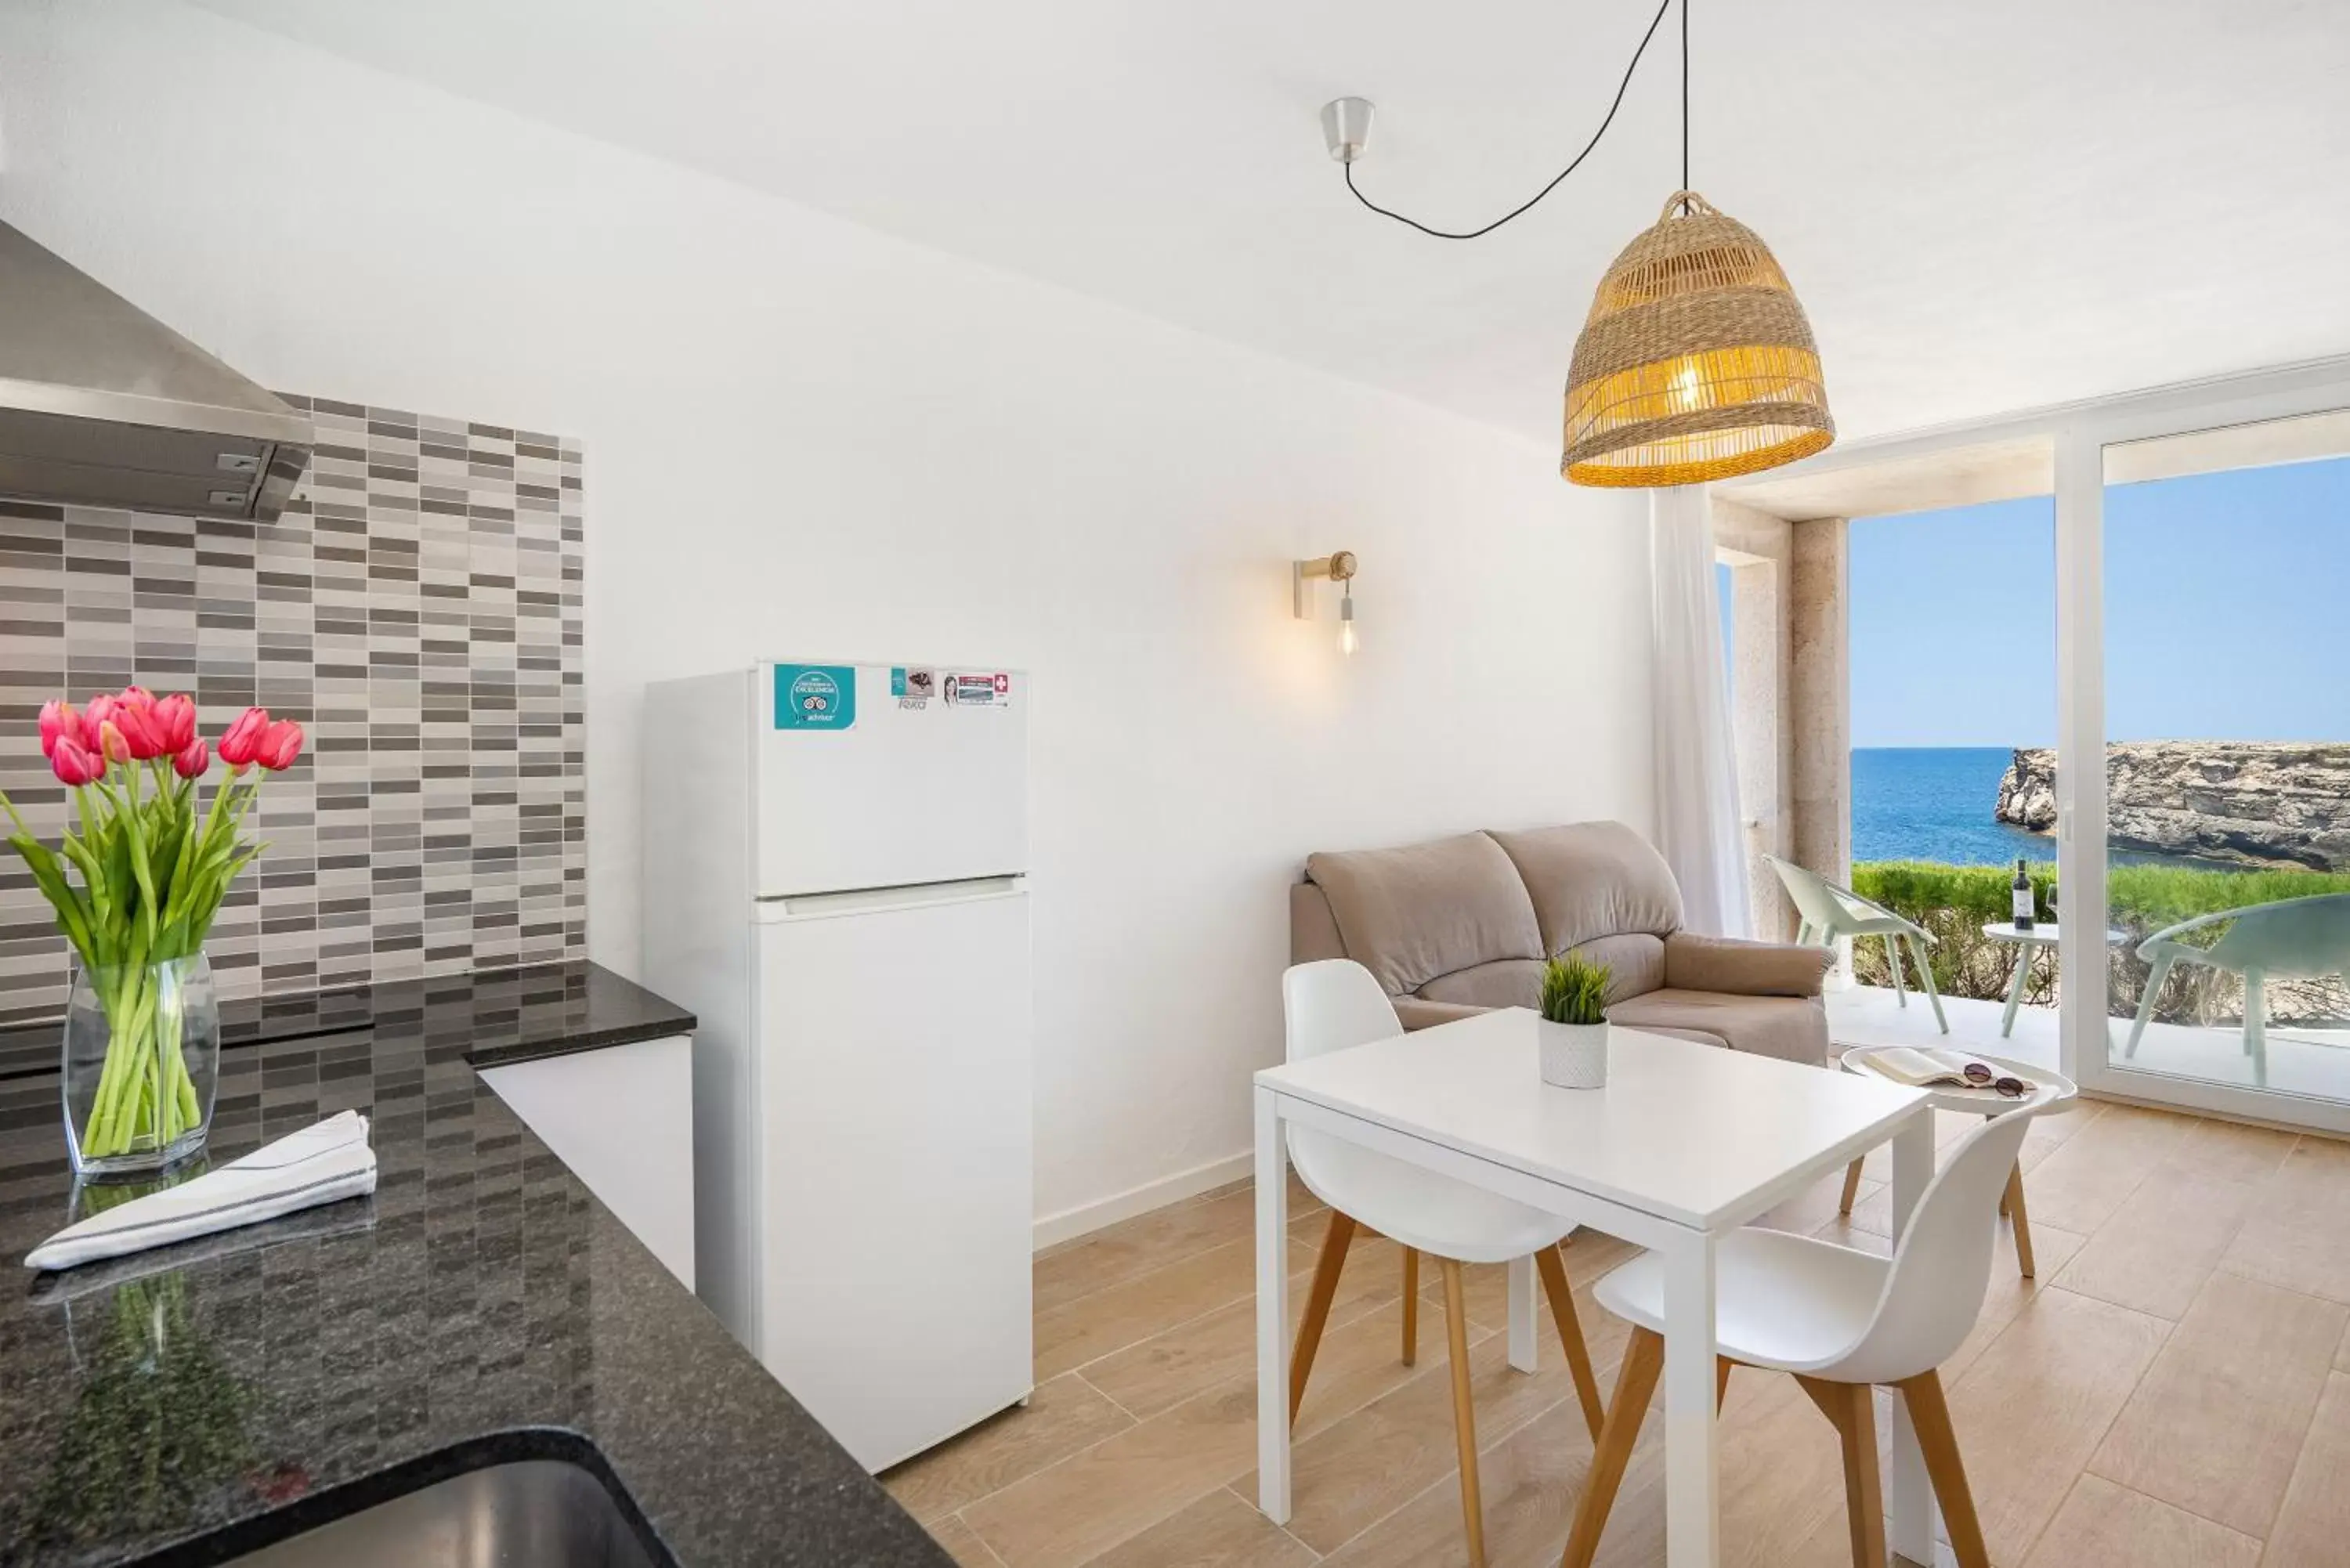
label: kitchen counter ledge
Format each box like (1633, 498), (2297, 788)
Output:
(0, 960), (950, 1568)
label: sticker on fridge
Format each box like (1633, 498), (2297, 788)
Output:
(890, 666), (936, 709)
(774, 664), (857, 730)
(943, 671), (1014, 710)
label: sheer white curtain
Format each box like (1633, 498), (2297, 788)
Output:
(1650, 484), (1752, 936)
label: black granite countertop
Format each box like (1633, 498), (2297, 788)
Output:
(0, 962), (953, 1568)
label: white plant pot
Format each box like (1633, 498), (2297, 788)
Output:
(1538, 1017), (1609, 1089)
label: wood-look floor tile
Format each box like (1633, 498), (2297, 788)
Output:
(1758, 1166), (1880, 1236)
(2019, 1099), (2100, 1172)
(2222, 1136), (2350, 1305)
(1315, 1390), (1621, 1568)
(2262, 1371), (2350, 1566)
(1081, 1236), (1405, 1423)
(2020, 1475), (2261, 1568)
(1264, 1319), (1594, 1554)
(926, 1513), (1009, 1567)
(2171, 1119), (2298, 1187)
(961, 1109), (2350, 1568)
(1940, 1217), (2088, 1385)
(883, 1373), (1137, 1523)
(1817, 1186), (2084, 1302)
(1942, 1285), (2174, 1566)
(2052, 1166), (2258, 1321)
(2007, 1101), (2195, 1235)
(1289, 1295), (1491, 1442)
(2091, 1270), (2346, 1537)
(1035, 1189), (1253, 1314)
(962, 1300), (1420, 1568)
(1035, 1178), (1317, 1315)
(1034, 1236), (1263, 1381)
(1416, 1235), (1642, 1336)
(1081, 1487), (1318, 1568)
(960, 1377), (1264, 1568)
(1567, 1368), (1854, 1568)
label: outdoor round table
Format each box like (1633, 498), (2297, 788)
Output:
(1981, 920), (2130, 1038)
(1837, 1046), (2081, 1277)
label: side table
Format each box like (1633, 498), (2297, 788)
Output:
(1835, 1046), (2080, 1277)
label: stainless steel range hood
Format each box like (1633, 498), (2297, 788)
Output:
(0, 221), (312, 522)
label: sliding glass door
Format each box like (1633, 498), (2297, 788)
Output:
(2064, 394), (2350, 1132)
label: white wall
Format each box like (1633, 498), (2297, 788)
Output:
(0, 0), (1653, 1229)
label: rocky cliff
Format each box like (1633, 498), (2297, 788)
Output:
(1995, 742), (2350, 870)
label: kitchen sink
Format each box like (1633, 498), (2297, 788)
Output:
(220, 1458), (663, 1568)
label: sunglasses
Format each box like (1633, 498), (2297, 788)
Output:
(1961, 1061), (2028, 1098)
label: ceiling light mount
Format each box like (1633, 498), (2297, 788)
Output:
(1314, 0), (1835, 486)
(1319, 98), (1374, 164)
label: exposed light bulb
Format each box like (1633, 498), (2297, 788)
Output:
(1668, 356), (1705, 414)
(1338, 584), (1358, 656)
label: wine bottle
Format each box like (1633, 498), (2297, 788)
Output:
(2012, 858), (2035, 930)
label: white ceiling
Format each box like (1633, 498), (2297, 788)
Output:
(190, 0), (2350, 448)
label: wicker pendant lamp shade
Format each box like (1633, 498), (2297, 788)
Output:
(1561, 191), (1834, 488)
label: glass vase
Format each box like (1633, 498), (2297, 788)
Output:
(62, 953), (220, 1178)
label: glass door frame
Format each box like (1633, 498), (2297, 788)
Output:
(2058, 366), (2350, 1133)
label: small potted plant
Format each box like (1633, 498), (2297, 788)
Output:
(1537, 952), (1612, 1089)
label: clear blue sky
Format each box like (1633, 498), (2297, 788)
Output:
(1846, 453), (2350, 748)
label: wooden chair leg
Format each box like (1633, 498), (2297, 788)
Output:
(1797, 1377), (1886, 1568)
(2005, 1162), (2036, 1278)
(1289, 1209), (1356, 1425)
(1896, 1371), (1990, 1568)
(1534, 1245), (1605, 1440)
(1838, 1157), (1865, 1216)
(1401, 1246), (1419, 1367)
(1439, 1259), (1487, 1568)
(1560, 1326), (1663, 1568)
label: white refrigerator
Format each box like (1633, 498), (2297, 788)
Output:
(642, 660), (1032, 1472)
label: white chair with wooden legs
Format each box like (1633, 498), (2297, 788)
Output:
(1766, 854), (1948, 1034)
(1562, 1108), (2037, 1568)
(1282, 959), (1605, 1568)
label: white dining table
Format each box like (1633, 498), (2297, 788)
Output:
(1253, 1007), (1939, 1568)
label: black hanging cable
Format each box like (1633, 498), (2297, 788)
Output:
(1343, 0), (1684, 241)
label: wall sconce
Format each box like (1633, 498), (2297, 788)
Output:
(1293, 551), (1359, 656)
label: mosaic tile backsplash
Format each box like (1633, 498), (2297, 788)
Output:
(0, 397), (585, 1024)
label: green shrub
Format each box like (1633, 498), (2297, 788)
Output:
(1539, 953), (1611, 1026)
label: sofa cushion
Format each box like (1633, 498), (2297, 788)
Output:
(1607, 989), (1828, 1066)
(1488, 822), (1684, 954)
(1418, 958), (1545, 1010)
(1392, 996), (1491, 1032)
(1307, 832), (1543, 999)
(1290, 880), (1347, 966)
(1663, 931), (1832, 997)
(1566, 932), (1667, 1004)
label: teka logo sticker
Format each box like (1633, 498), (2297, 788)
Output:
(774, 664), (857, 730)
(891, 667), (936, 709)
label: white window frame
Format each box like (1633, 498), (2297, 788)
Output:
(2063, 365), (2350, 1131)
(1733, 352), (2350, 1133)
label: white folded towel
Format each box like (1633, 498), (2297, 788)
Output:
(25, 1109), (378, 1273)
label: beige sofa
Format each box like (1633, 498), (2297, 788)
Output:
(1290, 821), (1832, 1064)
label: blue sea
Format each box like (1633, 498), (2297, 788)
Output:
(1852, 747), (2051, 866)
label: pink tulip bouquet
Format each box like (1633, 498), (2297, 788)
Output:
(2, 688), (304, 1172)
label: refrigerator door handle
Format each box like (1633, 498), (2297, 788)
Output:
(754, 875), (1025, 923)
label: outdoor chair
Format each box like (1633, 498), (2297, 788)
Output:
(2125, 891), (2350, 1067)
(1764, 855), (1948, 1034)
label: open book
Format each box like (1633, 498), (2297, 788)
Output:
(1857, 1046), (2037, 1093)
